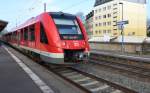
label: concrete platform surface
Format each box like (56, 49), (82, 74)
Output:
(0, 46), (43, 93)
(0, 45), (85, 93)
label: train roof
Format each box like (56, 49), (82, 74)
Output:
(49, 12), (76, 19)
(11, 12), (76, 32)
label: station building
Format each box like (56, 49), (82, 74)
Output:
(0, 20), (8, 38)
(0, 20), (7, 32)
(87, 0), (147, 42)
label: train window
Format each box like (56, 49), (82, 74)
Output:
(11, 33), (13, 40)
(54, 19), (82, 35)
(54, 19), (75, 25)
(40, 23), (48, 44)
(29, 25), (35, 41)
(53, 18), (83, 40)
(24, 27), (28, 40)
(21, 30), (24, 40)
(14, 32), (17, 41)
(16, 32), (18, 41)
(17, 31), (21, 42)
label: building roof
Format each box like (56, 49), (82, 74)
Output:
(94, 0), (146, 7)
(94, 0), (113, 7)
(0, 20), (8, 32)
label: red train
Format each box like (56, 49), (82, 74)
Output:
(3, 12), (90, 65)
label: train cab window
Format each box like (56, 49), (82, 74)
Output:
(53, 18), (83, 40)
(40, 23), (48, 44)
(29, 25), (35, 41)
(24, 27), (28, 40)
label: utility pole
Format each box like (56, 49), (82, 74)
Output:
(44, 3), (47, 12)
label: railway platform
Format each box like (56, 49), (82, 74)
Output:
(0, 44), (85, 93)
(91, 50), (150, 63)
(0, 45), (52, 93)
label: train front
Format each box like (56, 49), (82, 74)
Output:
(51, 12), (90, 64)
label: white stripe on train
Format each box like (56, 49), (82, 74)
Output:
(11, 43), (64, 58)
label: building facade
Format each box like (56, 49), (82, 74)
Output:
(85, 11), (94, 38)
(91, 0), (147, 39)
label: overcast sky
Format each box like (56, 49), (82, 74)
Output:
(0, 0), (149, 30)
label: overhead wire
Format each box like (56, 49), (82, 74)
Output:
(60, 0), (91, 12)
(12, 0), (92, 29)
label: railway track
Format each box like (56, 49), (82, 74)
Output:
(90, 54), (150, 81)
(90, 52), (150, 70)
(43, 65), (137, 93)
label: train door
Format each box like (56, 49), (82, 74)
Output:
(28, 24), (36, 48)
(35, 22), (49, 51)
(39, 22), (49, 51)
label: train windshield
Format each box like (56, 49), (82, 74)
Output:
(53, 18), (83, 40)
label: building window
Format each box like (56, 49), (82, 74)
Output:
(95, 10), (97, 13)
(103, 30), (106, 34)
(95, 17), (98, 20)
(40, 23), (48, 44)
(113, 3), (117, 6)
(99, 9), (101, 12)
(95, 30), (98, 34)
(99, 23), (102, 26)
(107, 14), (111, 18)
(99, 16), (101, 19)
(95, 23), (98, 27)
(107, 22), (111, 26)
(103, 15), (106, 18)
(113, 12), (117, 14)
(99, 30), (101, 34)
(113, 8), (117, 10)
(103, 22), (106, 26)
(107, 5), (111, 10)
(113, 21), (117, 23)
(103, 7), (106, 11)
(108, 30), (111, 33)
(132, 32), (135, 35)
(113, 16), (117, 18)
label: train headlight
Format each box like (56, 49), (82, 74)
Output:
(79, 53), (84, 59)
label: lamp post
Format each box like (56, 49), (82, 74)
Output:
(119, 2), (124, 53)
